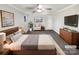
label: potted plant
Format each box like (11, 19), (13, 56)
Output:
(28, 21), (33, 31)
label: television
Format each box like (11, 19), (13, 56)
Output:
(64, 15), (78, 27)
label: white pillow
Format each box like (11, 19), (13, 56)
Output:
(7, 34), (14, 39)
(14, 31), (21, 35)
(11, 33), (22, 42)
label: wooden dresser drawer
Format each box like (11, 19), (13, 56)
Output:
(60, 29), (79, 45)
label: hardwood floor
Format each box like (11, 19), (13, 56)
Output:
(9, 30), (79, 55)
(26, 30), (79, 55)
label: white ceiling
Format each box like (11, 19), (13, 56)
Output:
(12, 4), (71, 14)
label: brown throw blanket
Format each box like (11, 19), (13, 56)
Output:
(21, 34), (39, 50)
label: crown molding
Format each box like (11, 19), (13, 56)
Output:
(8, 4), (78, 15)
(53, 4), (78, 14)
(8, 4), (26, 14)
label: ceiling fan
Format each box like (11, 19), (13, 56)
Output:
(25, 4), (52, 13)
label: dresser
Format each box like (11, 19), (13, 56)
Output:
(60, 28), (79, 45)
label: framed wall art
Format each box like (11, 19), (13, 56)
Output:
(34, 16), (43, 23)
(0, 10), (14, 27)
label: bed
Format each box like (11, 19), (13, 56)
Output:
(2, 27), (57, 55)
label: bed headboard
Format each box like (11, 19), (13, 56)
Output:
(0, 27), (19, 36)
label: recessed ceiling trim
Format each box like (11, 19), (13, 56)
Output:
(8, 4), (75, 15)
(8, 4), (26, 14)
(54, 4), (77, 14)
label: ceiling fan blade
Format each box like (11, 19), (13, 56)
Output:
(26, 7), (34, 10)
(25, 4), (38, 10)
(32, 10), (36, 13)
(45, 8), (52, 10)
(37, 4), (39, 6)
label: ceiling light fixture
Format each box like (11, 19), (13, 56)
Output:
(36, 4), (43, 12)
(37, 9), (42, 12)
(38, 5), (42, 9)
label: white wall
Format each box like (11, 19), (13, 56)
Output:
(45, 14), (54, 30)
(0, 4), (54, 31)
(53, 5), (79, 34)
(0, 4), (27, 31)
(28, 12), (53, 30)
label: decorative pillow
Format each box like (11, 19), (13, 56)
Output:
(7, 34), (14, 39)
(14, 31), (22, 35)
(6, 38), (13, 44)
(6, 34), (14, 43)
(11, 32), (22, 42)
